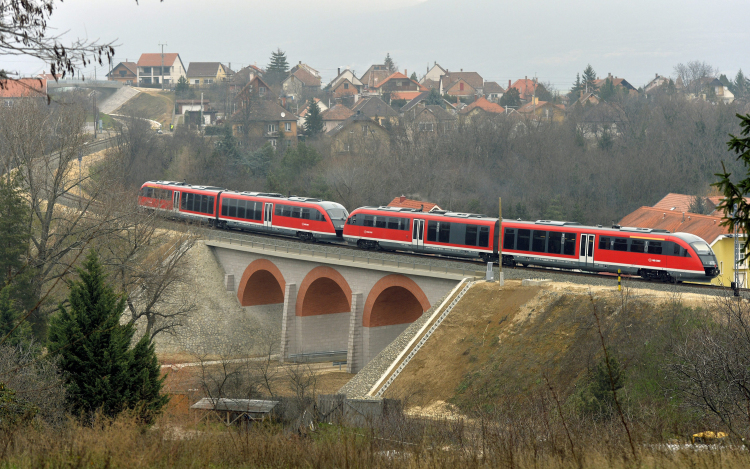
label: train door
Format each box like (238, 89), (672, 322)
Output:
(579, 234), (595, 268)
(412, 219), (424, 249)
(264, 203), (273, 229)
(172, 191), (180, 212)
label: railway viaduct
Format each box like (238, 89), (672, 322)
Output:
(205, 233), (485, 373)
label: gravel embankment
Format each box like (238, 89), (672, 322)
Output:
(338, 290), (455, 399)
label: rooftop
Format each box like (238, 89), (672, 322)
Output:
(618, 206), (731, 244)
(387, 196), (442, 212)
(187, 62), (225, 78)
(321, 104), (355, 121)
(137, 53), (180, 67)
(0, 78), (47, 98)
(459, 96), (505, 114)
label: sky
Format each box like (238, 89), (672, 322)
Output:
(5, 0), (749, 91)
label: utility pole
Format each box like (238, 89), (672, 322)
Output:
(159, 42), (168, 91)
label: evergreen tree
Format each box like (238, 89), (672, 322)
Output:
(571, 73), (583, 97)
(499, 88), (521, 109)
(424, 88), (444, 106)
(0, 175), (34, 313)
(582, 64), (597, 91)
(0, 286), (31, 346)
(599, 77), (616, 102)
(266, 48), (289, 85)
(303, 99), (324, 137)
(48, 250), (167, 421)
(409, 71), (418, 82)
(384, 53), (396, 73)
(577, 356), (625, 420)
(734, 69), (748, 99)
(175, 76), (191, 98)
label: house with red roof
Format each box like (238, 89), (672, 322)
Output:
(327, 68), (363, 99)
(387, 196), (442, 212)
(0, 78), (47, 105)
(458, 96), (505, 121)
(517, 97), (566, 122)
(372, 71), (427, 97)
(360, 64), (391, 91)
(509, 77), (538, 102)
(136, 53), (186, 86)
(592, 73), (638, 96)
(320, 104), (355, 132)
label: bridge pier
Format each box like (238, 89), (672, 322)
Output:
(346, 293), (364, 373)
(279, 283), (297, 363)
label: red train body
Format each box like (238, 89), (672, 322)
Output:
(343, 207), (719, 283)
(138, 181), (348, 242)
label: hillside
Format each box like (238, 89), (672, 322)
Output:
(383, 280), (707, 420)
(115, 88), (175, 127)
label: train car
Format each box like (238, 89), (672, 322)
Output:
(343, 206), (500, 261)
(138, 181), (348, 242)
(500, 220), (719, 283)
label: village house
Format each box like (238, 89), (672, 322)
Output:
(290, 62), (320, 79)
(372, 70), (427, 99)
(136, 53), (187, 86)
(645, 73), (671, 93)
(517, 97), (566, 122)
(327, 113), (390, 155)
(281, 68), (321, 101)
(700, 77), (735, 104)
(439, 70), (484, 97)
(509, 77), (538, 102)
(106, 62), (137, 85)
(327, 68), (363, 99)
(320, 104), (355, 133)
(458, 96), (505, 122)
(0, 78), (47, 106)
(483, 81), (504, 101)
(592, 73), (638, 96)
(410, 105), (457, 133)
(186, 62), (232, 86)
(229, 64), (264, 94)
(420, 62), (447, 84)
(360, 64), (391, 91)
(351, 96), (399, 126)
(230, 99), (298, 148)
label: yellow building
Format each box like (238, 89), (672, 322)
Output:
(186, 62), (231, 86)
(619, 206), (747, 287)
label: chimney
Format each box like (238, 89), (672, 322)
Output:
(663, 213), (666, 219)
(525, 75), (527, 81)
(299, 61), (302, 64)
(682, 212), (685, 222)
(338, 67), (341, 76)
(656, 73), (658, 78)
(400, 195), (406, 203)
(460, 68), (463, 72)
(405, 69), (407, 76)
(434, 61), (436, 65)
(508, 79), (511, 89)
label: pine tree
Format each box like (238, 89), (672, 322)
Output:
(499, 88), (521, 108)
(48, 250), (167, 421)
(0, 286), (31, 346)
(384, 53), (396, 74)
(266, 48), (289, 85)
(409, 71), (418, 82)
(127, 335), (168, 423)
(571, 73), (583, 97)
(582, 64), (597, 91)
(0, 175), (34, 314)
(735, 69), (748, 99)
(599, 77), (616, 102)
(304, 99), (324, 137)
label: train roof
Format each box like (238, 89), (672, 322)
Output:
(507, 219), (672, 234)
(144, 180), (225, 192)
(354, 206), (496, 222)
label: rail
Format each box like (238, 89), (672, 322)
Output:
(203, 229), (486, 280)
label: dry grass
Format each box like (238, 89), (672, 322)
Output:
(116, 89), (175, 127)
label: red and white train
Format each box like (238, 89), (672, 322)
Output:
(138, 180), (720, 283)
(342, 206), (720, 283)
(138, 180), (348, 242)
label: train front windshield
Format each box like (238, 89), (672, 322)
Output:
(326, 208), (348, 221)
(690, 241), (712, 256)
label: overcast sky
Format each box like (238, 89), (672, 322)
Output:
(7, 0), (749, 91)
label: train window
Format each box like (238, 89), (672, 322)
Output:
(503, 228), (515, 250)
(630, 239), (646, 253)
(282, 205), (292, 217)
(670, 243), (681, 256)
(255, 203), (263, 220)
(347, 215), (356, 225)
(517, 229), (530, 251)
(532, 231), (547, 253)
(401, 218), (410, 230)
(683, 247), (692, 257)
(375, 217), (387, 228)
(599, 236), (610, 250)
(647, 241), (662, 254)
(427, 221), (438, 242)
(613, 238), (628, 251)
(221, 198), (228, 216)
(465, 225), (478, 246)
(388, 218), (400, 230)
(548, 232), (562, 254)
(563, 233), (576, 255)
(439, 222), (451, 243)
(690, 241), (711, 256)
(229, 199), (238, 217)
(207, 196), (215, 215)
(237, 199), (246, 218)
(302, 208), (311, 219)
(364, 215), (374, 227)
(478, 226), (490, 247)
(292, 207), (301, 218)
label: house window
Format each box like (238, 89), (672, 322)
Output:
(419, 123), (434, 132)
(285, 122), (291, 132)
(344, 83), (349, 90)
(460, 82), (464, 91)
(142, 67), (151, 74)
(362, 125), (368, 134)
(268, 124), (278, 133)
(259, 86), (266, 95)
(206, 79), (213, 84)
(194, 79), (200, 84)
(270, 139), (277, 147)
(119, 70), (127, 77)
(397, 81), (402, 87)
(344, 143), (350, 152)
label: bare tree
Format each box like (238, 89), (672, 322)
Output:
(674, 61), (718, 95)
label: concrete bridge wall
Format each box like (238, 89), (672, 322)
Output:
(206, 239), (482, 372)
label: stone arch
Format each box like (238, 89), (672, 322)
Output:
(362, 274), (430, 328)
(296, 266), (352, 317)
(237, 259), (286, 306)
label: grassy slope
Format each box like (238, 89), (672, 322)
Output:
(385, 281), (694, 420)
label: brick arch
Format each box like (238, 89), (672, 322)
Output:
(362, 274), (430, 327)
(296, 266), (352, 317)
(237, 259), (286, 307)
